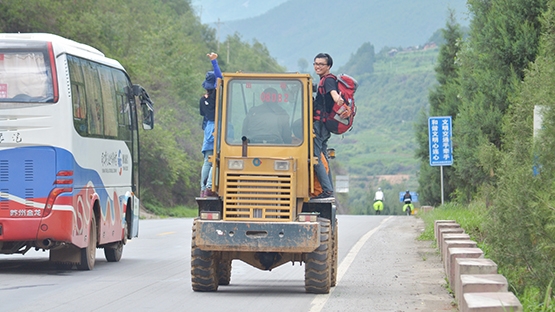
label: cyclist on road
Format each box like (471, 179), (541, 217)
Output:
(373, 187), (384, 215)
(402, 190), (414, 215)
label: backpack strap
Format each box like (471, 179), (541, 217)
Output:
(317, 73), (337, 94)
(315, 74), (337, 122)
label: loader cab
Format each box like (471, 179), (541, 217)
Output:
(219, 75), (309, 147)
(210, 73), (316, 219)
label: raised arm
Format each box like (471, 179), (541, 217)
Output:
(207, 52), (222, 79)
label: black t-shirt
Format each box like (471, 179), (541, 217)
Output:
(315, 75), (338, 115)
(199, 89), (216, 122)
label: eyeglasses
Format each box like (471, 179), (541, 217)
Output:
(313, 62), (328, 67)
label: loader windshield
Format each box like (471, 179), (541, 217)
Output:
(225, 79), (304, 146)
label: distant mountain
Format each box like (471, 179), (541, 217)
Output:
(191, 0), (288, 24)
(215, 0), (469, 71)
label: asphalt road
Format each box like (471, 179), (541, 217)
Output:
(0, 216), (454, 312)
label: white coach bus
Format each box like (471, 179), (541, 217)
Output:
(0, 33), (154, 270)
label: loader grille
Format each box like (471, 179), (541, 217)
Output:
(223, 173), (294, 221)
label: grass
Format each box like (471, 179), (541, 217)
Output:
(373, 48), (438, 75)
(143, 203), (198, 218)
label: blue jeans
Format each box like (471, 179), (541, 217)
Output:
(201, 150), (213, 190)
(313, 121), (333, 193)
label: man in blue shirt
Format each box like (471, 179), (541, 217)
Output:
(199, 52), (222, 197)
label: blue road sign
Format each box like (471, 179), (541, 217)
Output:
(428, 116), (453, 166)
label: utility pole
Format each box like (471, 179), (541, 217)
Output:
(215, 18), (223, 52)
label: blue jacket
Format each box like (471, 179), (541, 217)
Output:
(200, 59), (223, 125)
(202, 121), (215, 153)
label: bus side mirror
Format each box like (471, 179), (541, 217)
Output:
(133, 84), (154, 130)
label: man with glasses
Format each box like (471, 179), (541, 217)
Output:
(311, 53), (343, 199)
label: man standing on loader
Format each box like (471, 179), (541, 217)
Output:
(312, 52), (343, 199)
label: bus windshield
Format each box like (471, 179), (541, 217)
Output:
(0, 45), (56, 103)
(225, 79), (304, 146)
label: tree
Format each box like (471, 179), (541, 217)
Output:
(221, 33), (286, 73)
(452, 0), (546, 202)
(415, 9), (463, 206)
(340, 42), (375, 76)
(485, 0), (555, 295)
(297, 58), (308, 73)
(0, 0), (286, 208)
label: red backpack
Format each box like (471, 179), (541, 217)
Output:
(318, 73), (358, 134)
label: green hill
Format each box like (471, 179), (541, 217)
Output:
(191, 0), (288, 23)
(331, 46), (439, 214)
(218, 0), (468, 70)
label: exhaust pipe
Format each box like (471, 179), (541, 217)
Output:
(242, 136), (248, 157)
(36, 238), (54, 249)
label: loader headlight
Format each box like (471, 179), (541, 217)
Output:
(200, 211), (221, 220)
(298, 212), (319, 222)
(228, 159), (244, 170)
(274, 160), (290, 171)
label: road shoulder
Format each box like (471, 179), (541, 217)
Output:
(323, 216), (456, 312)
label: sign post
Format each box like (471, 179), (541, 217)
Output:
(335, 175), (349, 193)
(428, 116), (453, 205)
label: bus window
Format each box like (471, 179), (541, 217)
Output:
(0, 51), (53, 102)
(112, 70), (132, 131)
(98, 66), (118, 137)
(68, 56), (87, 130)
(82, 61), (103, 136)
(69, 56), (133, 139)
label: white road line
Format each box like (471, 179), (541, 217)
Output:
(309, 216), (393, 312)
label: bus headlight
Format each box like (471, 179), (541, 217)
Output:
(228, 159), (244, 170)
(274, 160), (290, 171)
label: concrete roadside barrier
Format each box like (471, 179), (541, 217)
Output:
(447, 247), (484, 294)
(442, 240), (478, 271)
(435, 220), (523, 311)
(454, 258), (499, 308)
(440, 233), (471, 257)
(438, 228), (465, 253)
(459, 274), (508, 311)
(435, 221), (459, 242)
(463, 292), (522, 312)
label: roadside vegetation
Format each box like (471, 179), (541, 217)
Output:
(143, 204), (197, 218)
(410, 0), (555, 311)
(419, 204), (553, 311)
(413, 0), (555, 308)
(332, 44), (440, 214)
(0, 0), (284, 212)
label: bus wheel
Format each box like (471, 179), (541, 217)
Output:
(191, 220), (218, 291)
(104, 221), (126, 262)
(77, 211), (97, 270)
(104, 241), (124, 262)
(305, 218), (331, 294)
